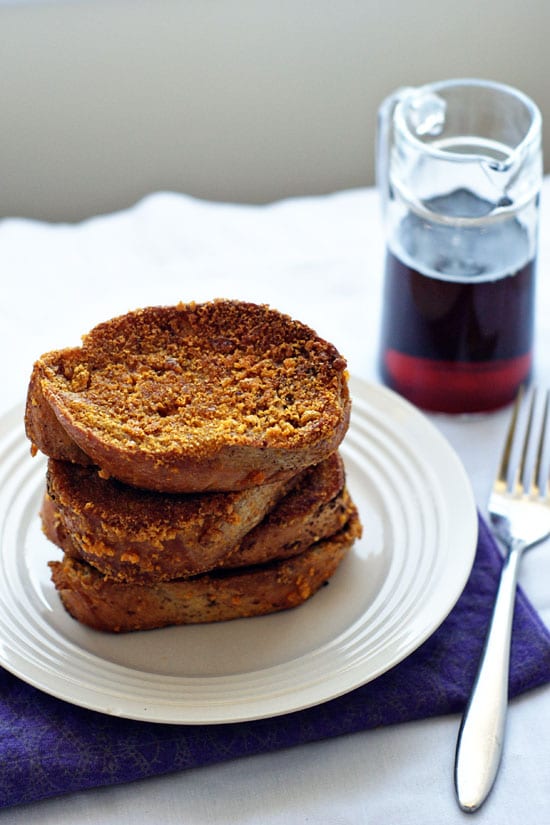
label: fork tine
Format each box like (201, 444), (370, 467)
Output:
(495, 385), (524, 491)
(515, 387), (536, 495)
(531, 389), (550, 499)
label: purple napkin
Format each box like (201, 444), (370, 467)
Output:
(1, 514), (549, 809)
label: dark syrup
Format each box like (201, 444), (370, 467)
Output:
(378, 190), (536, 413)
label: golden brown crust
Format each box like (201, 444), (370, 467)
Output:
(43, 456), (304, 581)
(25, 301), (350, 492)
(48, 511), (362, 632)
(25, 369), (93, 466)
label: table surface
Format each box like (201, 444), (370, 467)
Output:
(1, 182), (549, 823)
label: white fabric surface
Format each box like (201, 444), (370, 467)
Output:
(1, 182), (550, 823)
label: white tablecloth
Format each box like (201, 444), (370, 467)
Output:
(1, 182), (549, 823)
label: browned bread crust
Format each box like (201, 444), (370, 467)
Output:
(25, 300), (350, 492)
(48, 511), (362, 632)
(42, 452), (350, 582)
(42, 457), (306, 582)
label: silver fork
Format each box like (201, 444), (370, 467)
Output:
(454, 386), (550, 813)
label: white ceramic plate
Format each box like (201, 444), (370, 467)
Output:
(0, 377), (477, 724)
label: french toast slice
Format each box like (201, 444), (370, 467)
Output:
(48, 510), (362, 631)
(42, 456), (307, 582)
(25, 300), (350, 492)
(42, 452), (350, 582)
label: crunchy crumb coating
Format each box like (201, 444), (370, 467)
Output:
(37, 300), (348, 455)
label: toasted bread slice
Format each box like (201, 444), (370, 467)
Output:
(48, 511), (362, 631)
(42, 452), (350, 582)
(25, 301), (350, 492)
(42, 456), (307, 582)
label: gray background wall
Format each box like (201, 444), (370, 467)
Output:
(1, 0), (548, 222)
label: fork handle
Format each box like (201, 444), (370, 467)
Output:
(454, 538), (524, 813)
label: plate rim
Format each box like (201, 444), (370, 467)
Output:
(0, 377), (478, 724)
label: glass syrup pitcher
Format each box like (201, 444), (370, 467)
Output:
(376, 78), (542, 413)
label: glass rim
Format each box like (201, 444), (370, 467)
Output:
(392, 77), (542, 169)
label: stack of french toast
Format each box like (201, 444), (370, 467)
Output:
(25, 300), (361, 632)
